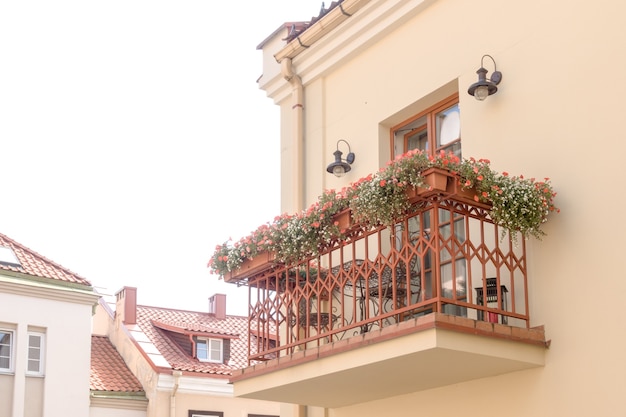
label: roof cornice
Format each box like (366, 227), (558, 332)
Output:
(0, 273), (99, 305)
(158, 372), (234, 395)
(261, 0), (437, 102)
(89, 394), (148, 411)
(274, 0), (372, 63)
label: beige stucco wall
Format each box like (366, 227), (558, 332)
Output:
(90, 396), (148, 417)
(156, 389), (280, 417)
(260, 0), (626, 415)
(90, 406), (147, 417)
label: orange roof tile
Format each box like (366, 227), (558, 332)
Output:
(134, 305), (255, 375)
(0, 232), (91, 286)
(90, 335), (144, 393)
(152, 319), (239, 337)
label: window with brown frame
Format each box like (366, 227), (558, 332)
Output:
(188, 411), (223, 417)
(248, 415), (279, 417)
(391, 93), (468, 319)
(391, 94), (460, 158)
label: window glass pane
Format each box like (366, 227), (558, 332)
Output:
(28, 348), (40, 360)
(440, 141), (462, 158)
(392, 95), (460, 159)
(453, 218), (465, 242)
(0, 331), (11, 371)
(423, 270), (433, 299)
(454, 259), (467, 297)
(440, 263), (452, 297)
(440, 261), (467, 298)
(436, 104), (460, 147)
(394, 115), (427, 156)
(407, 127), (428, 153)
(197, 340), (208, 360)
(438, 208), (450, 223)
(29, 334), (41, 348)
(26, 333), (43, 374)
(28, 359), (40, 372)
(209, 339), (222, 361)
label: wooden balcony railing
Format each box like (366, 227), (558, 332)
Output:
(243, 193), (529, 364)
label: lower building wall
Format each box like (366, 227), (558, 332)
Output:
(89, 401), (146, 417)
(0, 374), (13, 416)
(90, 405), (147, 417)
(24, 376), (44, 417)
(325, 364), (604, 417)
(150, 389), (280, 417)
(0, 288), (95, 417)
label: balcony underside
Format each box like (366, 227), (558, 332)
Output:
(232, 313), (547, 408)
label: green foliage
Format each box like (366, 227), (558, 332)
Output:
(207, 150), (558, 277)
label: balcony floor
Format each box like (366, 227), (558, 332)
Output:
(231, 313), (547, 408)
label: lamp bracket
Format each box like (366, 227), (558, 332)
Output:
(481, 54), (502, 85)
(491, 70), (502, 85)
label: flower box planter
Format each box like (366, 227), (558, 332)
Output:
(409, 167), (484, 206)
(226, 251), (277, 282)
(210, 151), (557, 279)
(447, 177), (482, 205)
(408, 167), (456, 200)
(418, 167), (450, 194)
(332, 209), (353, 232)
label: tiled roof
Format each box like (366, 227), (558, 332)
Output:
(256, 1), (347, 51)
(152, 319), (239, 337)
(90, 335), (144, 393)
(0, 232), (91, 286)
(133, 305), (255, 376)
(283, 1), (344, 42)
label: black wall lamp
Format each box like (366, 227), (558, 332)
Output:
(467, 54), (502, 101)
(326, 139), (355, 177)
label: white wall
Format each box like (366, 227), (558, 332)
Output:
(0, 281), (97, 417)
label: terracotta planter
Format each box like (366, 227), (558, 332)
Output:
(448, 176), (482, 205)
(419, 167), (450, 193)
(332, 209), (353, 231)
(408, 168), (486, 207)
(226, 251), (277, 282)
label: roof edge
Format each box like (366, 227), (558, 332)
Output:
(273, 0), (371, 62)
(0, 273), (99, 305)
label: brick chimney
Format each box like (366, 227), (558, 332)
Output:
(209, 293), (226, 319)
(115, 286), (137, 325)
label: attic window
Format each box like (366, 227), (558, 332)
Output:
(0, 246), (20, 267)
(196, 338), (223, 363)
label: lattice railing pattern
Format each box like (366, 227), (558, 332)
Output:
(246, 195), (528, 363)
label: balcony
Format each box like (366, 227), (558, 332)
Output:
(226, 181), (549, 407)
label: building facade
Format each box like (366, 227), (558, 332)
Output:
(0, 232), (100, 417)
(94, 287), (281, 417)
(218, 0), (626, 416)
(90, 334), (148, 417)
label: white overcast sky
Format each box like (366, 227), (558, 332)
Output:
(0, 1), (324, 315)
